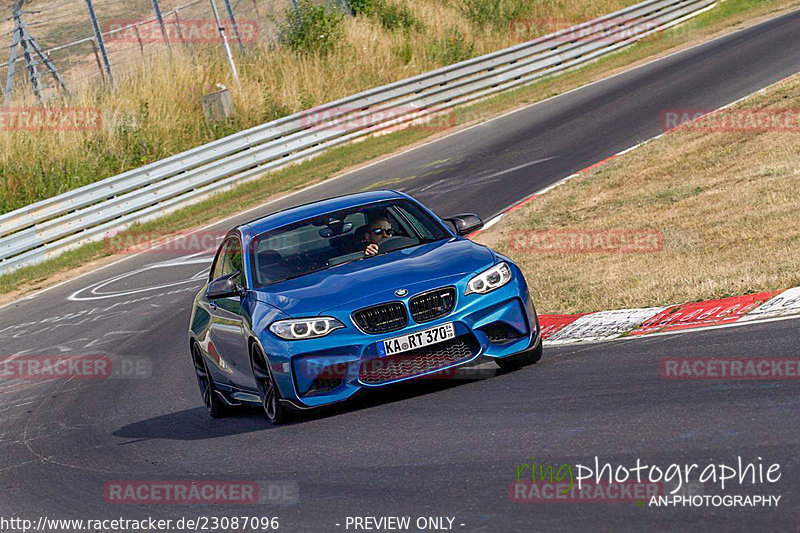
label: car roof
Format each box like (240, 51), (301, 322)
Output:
(242, 190), (407, 235)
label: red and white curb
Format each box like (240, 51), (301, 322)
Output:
(540, 288), (800, 346)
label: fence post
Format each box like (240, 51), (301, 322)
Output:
(84, 0), (114, 86)
(90, 38), (107, 84)
(19, 25), (44, 102)
(151, 0), (171, 49)
(209, 0), (240, 89)
(133, 25), (144, 54)
(3, 14), (22, 106)
(221, 0), (246, 55)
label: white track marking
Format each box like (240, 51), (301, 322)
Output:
(67, 253), (212, 301)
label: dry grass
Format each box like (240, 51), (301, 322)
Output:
(474, 74), (800, 314)
(0, 0), (638, 213)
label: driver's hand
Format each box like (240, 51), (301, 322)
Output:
(365, 243), (379, 257)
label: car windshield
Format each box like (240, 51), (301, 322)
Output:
(251, 199), (451, 287)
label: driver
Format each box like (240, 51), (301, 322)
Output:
(364, 215), (395, 257)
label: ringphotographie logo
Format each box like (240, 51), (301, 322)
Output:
(105, 19), (260, 44)
(509, 457), (663, 503)
(298, 106), (456, 133)
(509, 17), (665, 44)
(661, 108), (800, 133)
(511, 456), (782, 507)
(0, 107), (102, 131)
(0, 355), (152, 380)
(660, 357), (800, 380)
(509, 229), (664, 254)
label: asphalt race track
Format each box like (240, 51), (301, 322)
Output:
(1, 10), (799, 532)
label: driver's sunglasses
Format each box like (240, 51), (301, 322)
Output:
(371, 228), (395, 237)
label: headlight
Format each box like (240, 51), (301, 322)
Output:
(269, 317), (345, 340)
(466, 262), (512, 295)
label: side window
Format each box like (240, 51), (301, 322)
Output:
(386, 207), (413, 239)
(395, 202), (448, 241)
(210, 240), (230, 282)
(210, 237), (244, 287)
(221, 237), (244, 287)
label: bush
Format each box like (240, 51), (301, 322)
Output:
(461, 0), (530, 28)
(392, 39), (414, 64)
(280, 0), (345, 55)
(376, 2), (422, 31)
(426, 29), (476, 65)
(349, 0), (422, 31)
(348, 0), (374, 14)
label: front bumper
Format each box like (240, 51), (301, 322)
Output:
(260, 270), (539, 408)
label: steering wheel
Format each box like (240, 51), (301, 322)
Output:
(378, 236), (417, 254)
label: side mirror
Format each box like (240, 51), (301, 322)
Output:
(444, 213), (484, 236)
(207, 271), (243, 299)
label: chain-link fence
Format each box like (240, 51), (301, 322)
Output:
(0, 0), (345, 102)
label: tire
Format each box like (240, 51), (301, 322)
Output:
(191, 342), (230, 418)
(496, 337), (543, 371)
(251, 343), (290, 425)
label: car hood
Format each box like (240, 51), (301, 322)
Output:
(252, 238), (496, 316)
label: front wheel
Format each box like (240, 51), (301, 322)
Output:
(251, 343), (290, 425)
(192, 342), (230, 418)
(496, 338), (543, 371)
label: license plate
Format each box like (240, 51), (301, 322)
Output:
(377, 323), (456, 357)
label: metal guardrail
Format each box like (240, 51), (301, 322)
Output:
(0, 0), (718, 274)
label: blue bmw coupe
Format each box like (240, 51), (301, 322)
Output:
(189, 190), (541, 423)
